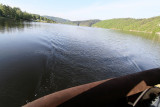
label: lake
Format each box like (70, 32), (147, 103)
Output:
(0, 19), (160, 107)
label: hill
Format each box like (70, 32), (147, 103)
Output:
(43, 16), (73, 24)
(93, 17), (160, 34)
(43, 16), (100, 27)
(72, 20), (100, 27)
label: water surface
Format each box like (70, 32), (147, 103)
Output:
(0, 19), (160, 106)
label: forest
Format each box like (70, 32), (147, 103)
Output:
(0, 3), (55, 23)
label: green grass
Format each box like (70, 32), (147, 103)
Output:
(93, 16), (160, 34)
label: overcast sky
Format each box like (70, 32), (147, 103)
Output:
(0, 0), (160, 21)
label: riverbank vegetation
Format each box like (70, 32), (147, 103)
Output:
(93, 17), (160, 34)
(0, 3), (55, 23)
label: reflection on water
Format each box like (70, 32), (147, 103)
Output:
(0, 19), (160, 106)
(0, 17), (33, 33)
(116, 30), (160, 43)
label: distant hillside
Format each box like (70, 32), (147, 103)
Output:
(72, 20), (100, 27)
(93, 17), (160, 34)
(43, 16), (73, 24)
(43, 16), (100, 27)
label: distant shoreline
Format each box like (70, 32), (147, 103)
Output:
(93, 27), (160, 35)
(0, 16), (55, 24)
(110, 28), (160, 35)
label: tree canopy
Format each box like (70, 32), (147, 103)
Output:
(0, 3), (55, 23)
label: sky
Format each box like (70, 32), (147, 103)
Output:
(0, 0), (160, 21)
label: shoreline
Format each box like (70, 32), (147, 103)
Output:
(0, 16), (55, 24)
(93, 26), (160, 35)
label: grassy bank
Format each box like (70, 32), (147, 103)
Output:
(93, 16), (160, 35)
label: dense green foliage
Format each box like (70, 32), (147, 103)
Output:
(72, 20), (100, 27)
(93, 17), (160, 34)
(0, 3), (55, 23)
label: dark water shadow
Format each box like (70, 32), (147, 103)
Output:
(0, 17), (32, 33)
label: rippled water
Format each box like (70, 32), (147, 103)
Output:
(0, 19), (160, 106)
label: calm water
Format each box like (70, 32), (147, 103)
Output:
(0, 19), (160, 106)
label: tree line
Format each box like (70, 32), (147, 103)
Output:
(0, 3), (55, 23)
